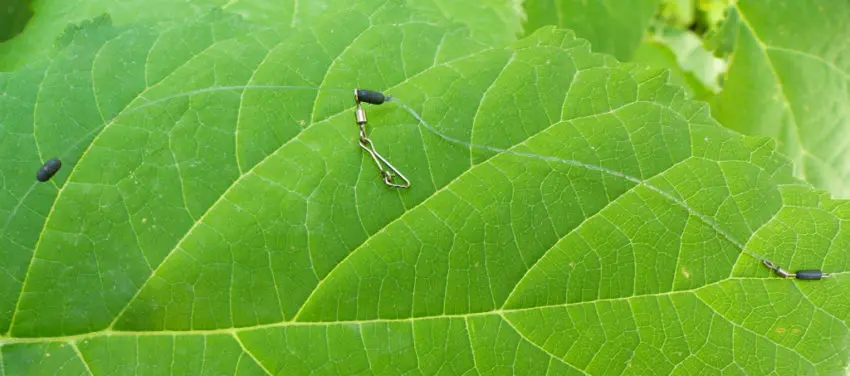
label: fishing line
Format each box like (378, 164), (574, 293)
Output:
(388, 97), (835, 280)
(13, 83), (833, 279)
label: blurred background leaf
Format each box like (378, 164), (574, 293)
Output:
(522, 0), (661, 61)
(712, 0), (850, 197)
(634, 26), (726, 100)
(0, 0), (32, 42)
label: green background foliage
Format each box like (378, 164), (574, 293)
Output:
(0, 0), (32, 43)
(713, 1), (850, 198)
(1, 0), (849, 374)
(522, 0), (661, 61)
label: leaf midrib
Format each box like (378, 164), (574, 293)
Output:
(0, 275), (791, 344)
(8, 19), (811, 348)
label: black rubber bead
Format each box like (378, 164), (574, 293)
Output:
(794, 270), (823, 280)
(36, 158), (62, 182)
(356, 89), (387, 105)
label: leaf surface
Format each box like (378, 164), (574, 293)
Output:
(1, 3), (850, 375)
(713, 0), (850, 198)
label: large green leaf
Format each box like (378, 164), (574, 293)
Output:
(713, 0), (850, 198)
(522, 0), (661, 61)
(2, 3), (850, 375)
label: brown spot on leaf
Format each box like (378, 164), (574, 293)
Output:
(776, 327), (785, 333)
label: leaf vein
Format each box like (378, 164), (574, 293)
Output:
(499, 313), (589, 375)
(692, 293), (819, 368)
(231, 333), (273, 376)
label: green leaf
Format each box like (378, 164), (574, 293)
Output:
(2, 3), (850, 375)
(522, 0), (661, 61)
(713, 0), (850, 198)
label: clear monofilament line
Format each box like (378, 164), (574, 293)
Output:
(14, 82), (785, 268)
(127, 85), (351, 114)
(389, 97), (774, 265)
